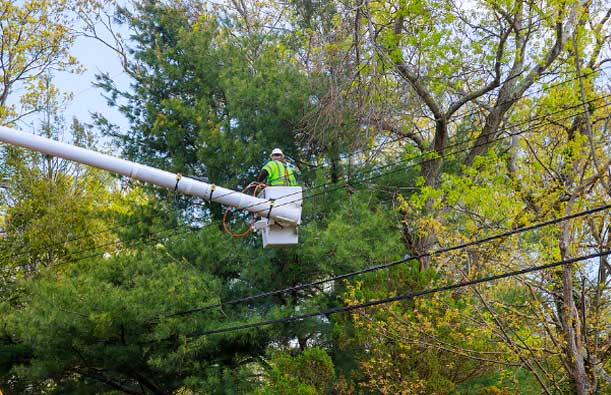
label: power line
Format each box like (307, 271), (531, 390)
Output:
(0, 220), (140, 262)
(301, 93), (611, 196)
(358, 65), (611, 161)
(13, 67), (610, 241)
(0, 225), (201, 291)
(67, 223), (205, 263)
(191, 249), (611, 336)
(30, 107), (609, 311)
(70, 5), (593, 228)
(2, 4), (603, 294)
(62, 3), (608, 220)
(2, 85), (608, 266)
(5, 94), (608, 264)
(20, 216), (245, 271)
(8, 113), (607, 332)
(228, 95), (611, 217)
(148, 65), (609, 211)
(222, 94), (611, 214)
(2, 95), (607, 274)
(0, 211), (216, 267)
(167, 204), (611, 317)
(250, 66), (611, 195)
(0, 189), (209, 261)
(22, 210), (263, 269)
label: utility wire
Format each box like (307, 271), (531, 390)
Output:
(297, 94), (611, 203)
(212, 94), (610, 216)
(305, 92), (611, 191)
(0, 196), (210, 262)
(353, 65), (611, 164)
(171, 66), (610, 210)
(67, 223), (205, 263)
(6, 94), (609, 269)
(34, 111), (609, 312)
(0, 225), (201, 290)
(55, 12), (607, 222)
(35, 216), (236, 268)
(8, 110), (608, 330)
(16, 174), (610, 290)
(248, 66), (611, 196)
(3, 9), (604, 298)
(167, 204), (611, 317)
(5, 95), (609, 264)
(25, 67), (611, 236)
(191, 250), (611, 336)
(216, 94), (611, 214)
(0, 219), (145, 262)
(0, 207), (218, 265)
(3, 79), (608, 264)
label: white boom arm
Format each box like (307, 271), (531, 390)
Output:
(0, 126), (301, 225)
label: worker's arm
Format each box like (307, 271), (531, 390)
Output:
(257, 169), (268, 183)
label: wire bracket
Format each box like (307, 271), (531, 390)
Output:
(174, 173), (182, 191)
(266, 199), (275, 219)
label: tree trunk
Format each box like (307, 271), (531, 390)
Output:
(409, 118), (448, 270)
(557, 193), (593, 394)
(557, 254), (591, 395)
(329, 145), (342, 184)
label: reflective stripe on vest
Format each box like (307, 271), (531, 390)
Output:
(264, 160), (297, 186)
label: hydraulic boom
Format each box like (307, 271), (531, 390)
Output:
(0, 126), (302, 229)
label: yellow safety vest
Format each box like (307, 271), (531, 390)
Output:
(262, 160), (297, 186)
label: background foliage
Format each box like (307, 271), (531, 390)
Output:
(1, 0), (611, 394)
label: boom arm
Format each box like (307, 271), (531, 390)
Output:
(0, 126), (301, 225)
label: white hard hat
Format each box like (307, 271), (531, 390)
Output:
(270, 148), (284, 158)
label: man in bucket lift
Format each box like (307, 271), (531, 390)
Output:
(254, 148), (301, 247)
(257, 148), (298, 186)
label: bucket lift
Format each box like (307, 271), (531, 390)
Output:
(254, 186), (302, 248)
(0, 126), (302, 247)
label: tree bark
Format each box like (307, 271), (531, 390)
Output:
(558, 237), (591, 395)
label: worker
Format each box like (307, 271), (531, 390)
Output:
(257, 148), (298, 186)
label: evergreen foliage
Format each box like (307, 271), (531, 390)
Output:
(1, 1), (611, 394)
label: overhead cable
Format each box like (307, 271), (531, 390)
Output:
(8, 97), (609, 265)
(238, 68), (611, 199)
(4, 91), (609, 266)
(191, 250), (611, 336)
(222, 95), (611, 213)
(167, 204), (611, 317)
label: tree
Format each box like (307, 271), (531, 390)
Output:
(94, 1), (312, 196)
(4, 1), (611, 394)
(0, 72), (124, 303)
(362, 0), (588, 269)
(344, 85), (611, 394)
(3, 248), (221, 395)
(254, 348), (336, 395)
(0, 0), (81, 125)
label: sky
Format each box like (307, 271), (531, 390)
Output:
(52, 33), (132, 138)
(9, 2), (135, 143)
